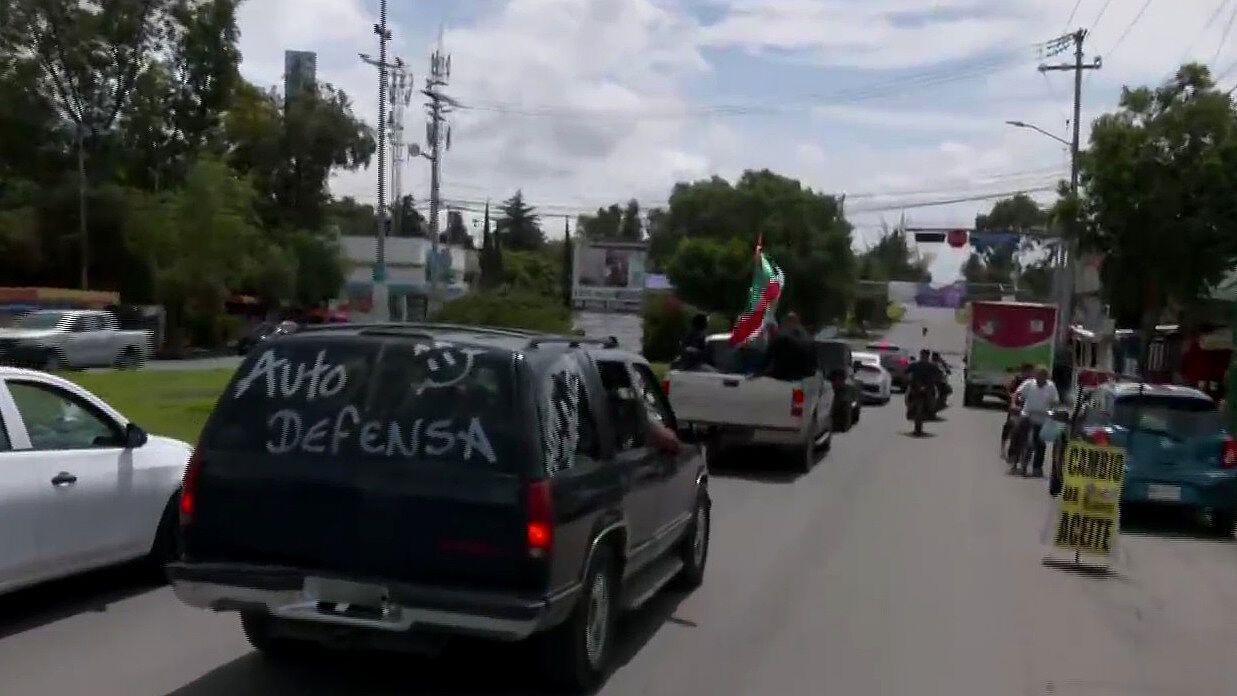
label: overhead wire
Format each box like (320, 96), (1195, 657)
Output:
(1107, 0), (1154, 56)
(1213, 3), (1237, 65)
(1089, 0), (1115, 31)
(1064, 0), (1084, 29)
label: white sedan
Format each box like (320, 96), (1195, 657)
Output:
(0, 367), (191, 595)
(852, 351), (892, 404)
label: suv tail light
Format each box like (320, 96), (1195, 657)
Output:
(1223, 437), (1237, 469)
(661, 378), (670, 397)
(1089, 429), (1111, 446)
(791, 388), (805, 417)
(179, 448), (202, 525)
(525, 480), (554, 558)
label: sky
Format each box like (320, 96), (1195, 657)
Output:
(235, 0), (1237, 281)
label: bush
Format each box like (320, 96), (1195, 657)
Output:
(641, 293), (726, 362)
(432, 290), (571, 334)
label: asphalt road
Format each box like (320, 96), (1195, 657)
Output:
(4, 308), (1237, 695)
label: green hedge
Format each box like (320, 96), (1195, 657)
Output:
(432, 290), (572, 334)
(641, 293), (727, 362)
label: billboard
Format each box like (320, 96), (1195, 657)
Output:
(572, 241), (647, 313)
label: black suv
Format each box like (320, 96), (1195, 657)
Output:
(168, 324), (710, 690)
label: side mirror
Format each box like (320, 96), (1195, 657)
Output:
(124, 423), (148, 449)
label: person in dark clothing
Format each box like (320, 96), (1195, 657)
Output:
(755, 312), (815, 380)
(905, 348), (944, 419)
(1002, 363), (1034, 459)
(672, 313), (713, 371)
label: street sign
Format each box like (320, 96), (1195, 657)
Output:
(1051, 441), (1125, 561)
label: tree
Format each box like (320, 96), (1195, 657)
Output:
(497, 190), (543, 250)
(577, 204), (621, 240)
(444, 210), (473, 247)
(963, 193), (1050, 286)
(225, 81), (375, 230)
(1082, 63), (1237, 363)
(857, 222), (931, 282)
(620, 199), (641, 241)
(561, 218), (574, 307)
(479, 201), (503, 289)
(123, 157), (267, 346)
(326, 196), (375, 237)
(653, 170), (856, 328)
(391, 195), (425, 237)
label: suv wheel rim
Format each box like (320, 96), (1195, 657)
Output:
(584, 571), (610, 668)
(692, 504), (708, 567)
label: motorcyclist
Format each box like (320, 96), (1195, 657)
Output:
(1009, 366), (1060, 477)
(905, 348), (945, 434)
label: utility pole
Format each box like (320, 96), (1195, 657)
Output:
(387, 61), (412, 245)
(359, 0), (393, 320)
(1039, 29), (1101, 356)
(419, 39), (454, 309)
(77, 126), (88, 290)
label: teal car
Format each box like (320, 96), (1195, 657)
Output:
(1073, 383), (1237, 535)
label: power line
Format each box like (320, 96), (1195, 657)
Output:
(1064, 0), (1083, 29)
(1107, 0), (1154, 56)
(1214, 3), (1237, 64)
(847, 187), (1058, 214)
(456, 51), (1032, 121)
(1090, 0), (1115, 31)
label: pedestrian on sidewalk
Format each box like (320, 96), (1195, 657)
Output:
(1010, 366), (1060, 477)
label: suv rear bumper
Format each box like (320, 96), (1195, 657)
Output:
(167, 562), (579, 642)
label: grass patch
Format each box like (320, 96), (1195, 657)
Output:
(65, 369), (234, 444)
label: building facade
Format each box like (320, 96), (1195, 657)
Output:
(339, 236), (478, 321)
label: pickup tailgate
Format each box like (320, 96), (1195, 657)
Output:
(182, 335), (542, 592)
(669, 371), (799, 429)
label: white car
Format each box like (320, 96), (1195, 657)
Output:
(0, 367), (191, 595)
(852, 351), (892, 404)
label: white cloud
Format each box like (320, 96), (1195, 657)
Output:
(698, 0), (1034, 69)
(234, 0), (1234, 277)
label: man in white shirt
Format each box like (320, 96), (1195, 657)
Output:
(1011, 366), (1060, 477)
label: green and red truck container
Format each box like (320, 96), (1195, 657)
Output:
(963, 300), (1059, 406)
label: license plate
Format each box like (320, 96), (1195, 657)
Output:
(1146, 484), (1182, 502)
(303, 577), (388, 606)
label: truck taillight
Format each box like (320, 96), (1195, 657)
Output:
(525, 480), (554, 558)
(791, 388), (805, 417)
(1089, 430), (1110, 447)
(661, 379), (670, 397)
(1223, 438), (1237, 469)
(179, 448), (202, 526)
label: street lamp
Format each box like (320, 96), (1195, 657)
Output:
(1005, 120), (1071, 148)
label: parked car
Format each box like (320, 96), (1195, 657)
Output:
(1073, 382), (1237, 535)
(815, 338), (861, 432)
(0, 367), (189, 595)
(0, 310), (150, 370)
(667, 333), (833, 471)
(866, 342), (911, 391)
(169, 325), (709, 691)
(852, 351), (892, 404)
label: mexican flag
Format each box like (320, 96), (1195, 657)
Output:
(729, 239), (785, 346)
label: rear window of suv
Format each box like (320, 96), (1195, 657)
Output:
(203, 336), (522, 471)
(1113, 396), (1223, 438)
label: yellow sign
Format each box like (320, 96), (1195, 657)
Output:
(1052, 442), (1125, 557)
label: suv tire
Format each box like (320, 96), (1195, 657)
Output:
(541, 547), (617, 692)
(675, 490), (710, 589)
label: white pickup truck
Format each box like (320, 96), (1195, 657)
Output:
(0, 310), (150, 370)
(667, 334), (833, 471)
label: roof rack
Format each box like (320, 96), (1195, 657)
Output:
(290, 322), (538, 339)
(527, 335), (620, 350)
